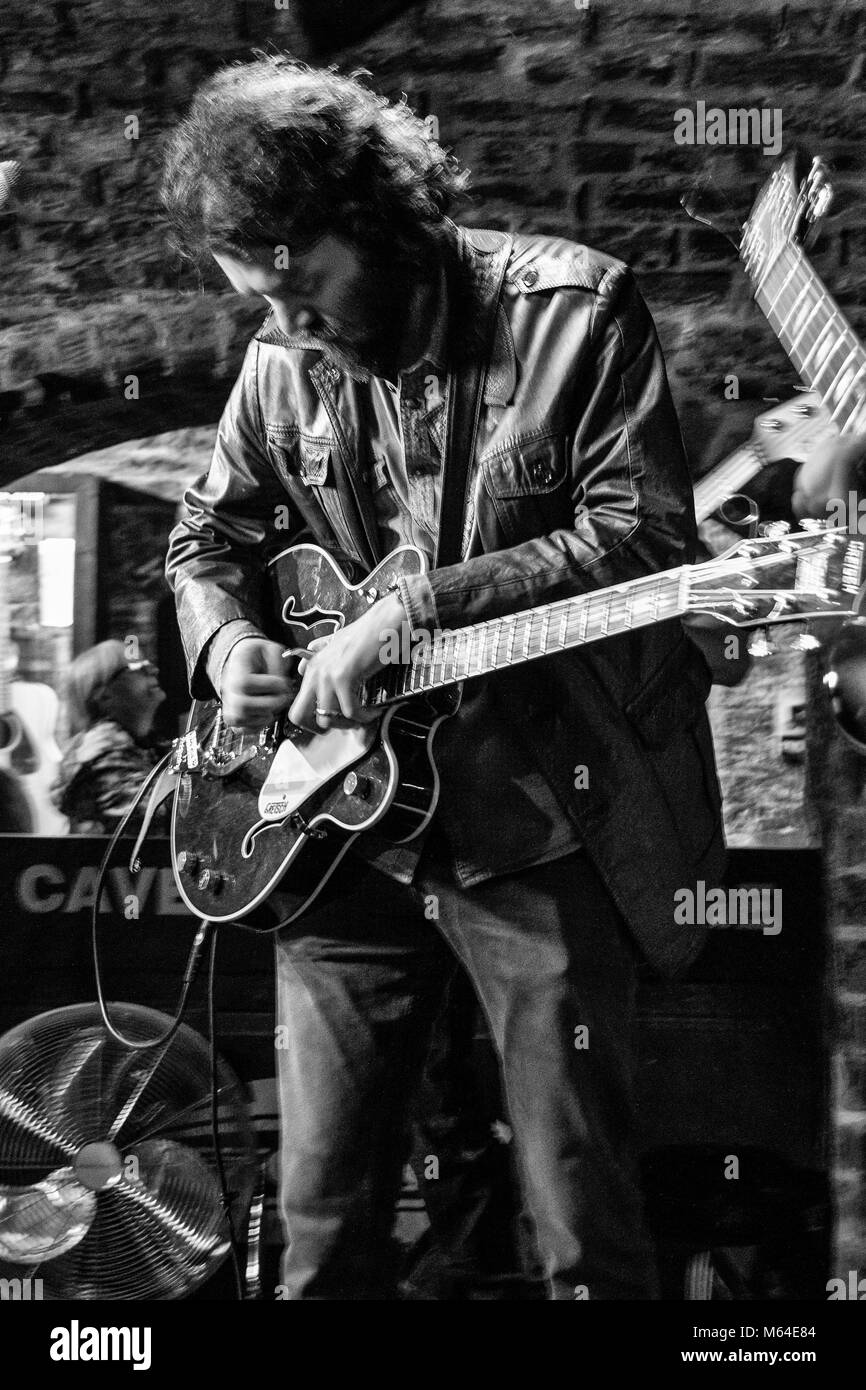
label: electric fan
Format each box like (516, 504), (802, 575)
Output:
(0, 1003), (257, 1299)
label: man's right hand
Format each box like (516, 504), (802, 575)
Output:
(218, 637), (296, 730)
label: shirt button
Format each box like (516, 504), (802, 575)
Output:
(521, 268), (539, 289)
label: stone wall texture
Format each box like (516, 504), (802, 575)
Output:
(2, 0), (866, 471)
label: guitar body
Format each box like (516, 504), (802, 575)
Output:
(171, 546), (460, 925)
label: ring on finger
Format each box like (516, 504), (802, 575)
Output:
(315, 706), (343, 719)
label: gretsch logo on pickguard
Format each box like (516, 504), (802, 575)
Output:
(258, 722), (377, 822)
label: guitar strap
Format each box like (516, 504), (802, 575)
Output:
(434, 230), (513, 569)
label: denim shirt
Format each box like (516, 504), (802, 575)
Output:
(352, 280), (581, 889)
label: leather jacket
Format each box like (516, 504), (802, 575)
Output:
(166, 226), (726, 976)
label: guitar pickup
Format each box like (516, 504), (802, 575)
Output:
(168, 730), (202, 773)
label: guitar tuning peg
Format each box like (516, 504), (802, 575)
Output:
(748, 627), (777, 658)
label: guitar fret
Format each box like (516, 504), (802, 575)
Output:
(800, 318), (836, 374)
(578, 602), (590, 643)
(490, 618), (505, 669)
(752, 243), (783, 295)
(475, 625), (488, 675)
(540, 606), (551, 655)
(765, 257), (802, 315)
(600, 593), (613, 637)
(788, 293), (824, 353)
(832, 363), (866, 419)
(778, 276), (812, 335)
(623, 590), (635, 630)
(825, 348), (861, 410)
(475, 628), (489, 675)
(445, 637), (457, 685)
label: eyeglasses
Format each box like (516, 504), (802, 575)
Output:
(105, 659), (156, 684)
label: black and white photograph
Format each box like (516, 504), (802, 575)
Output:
(0, 0), (864, 1360)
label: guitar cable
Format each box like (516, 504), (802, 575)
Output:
(89, 751), (248, 1296)
(90, 750), (214, 1052)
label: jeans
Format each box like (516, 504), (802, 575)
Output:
(273, 835), (659, 1299)
(405, 964), (541, 1298)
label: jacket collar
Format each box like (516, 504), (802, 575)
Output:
(253, 225), (517, 405)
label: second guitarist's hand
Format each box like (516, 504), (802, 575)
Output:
(791, 430), (866, 520)
(290, 590), (407, 732)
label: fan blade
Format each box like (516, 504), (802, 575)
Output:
(48, 1192), (196, 1300)
(0, 1083), (77, 1160)
(41, 1031), (108, 1141)
(0, 1168), (95, 1262)
(116, 1140), (227, 1258)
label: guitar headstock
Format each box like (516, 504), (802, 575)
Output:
(749, 392), (838, 465)
(688, 520), (866, 628)
(682, 151), (834, 263)
(741, 152), (833, 281)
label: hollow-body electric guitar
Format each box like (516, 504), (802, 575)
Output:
(170, 524), (866, 926)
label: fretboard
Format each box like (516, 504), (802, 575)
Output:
(743, 240), (866, 435)
(366, 566), (689, 705)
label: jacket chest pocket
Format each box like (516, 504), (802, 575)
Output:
(481, 432), (570, 542)
(265, 426), (333, 488)
(264, 424), (358, 557)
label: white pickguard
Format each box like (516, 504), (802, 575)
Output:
(257, 724), (377, 821)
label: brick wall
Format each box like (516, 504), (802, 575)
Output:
(2, 0), (866, 470)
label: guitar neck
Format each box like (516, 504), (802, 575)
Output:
(745, 241), (866, 435)
(367, 565), (691, 705)
(693, 442), (765, 523)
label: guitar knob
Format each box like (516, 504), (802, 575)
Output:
(343, 771), (372, 799)
(176, 850), (199, 877)
(197, 868), (224, 895)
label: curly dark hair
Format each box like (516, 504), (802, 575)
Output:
(160, 55), (470, 268)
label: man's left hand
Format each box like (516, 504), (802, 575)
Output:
(289, 591), (408, 732)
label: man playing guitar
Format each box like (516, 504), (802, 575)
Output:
(162, 56), (725, 1299)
